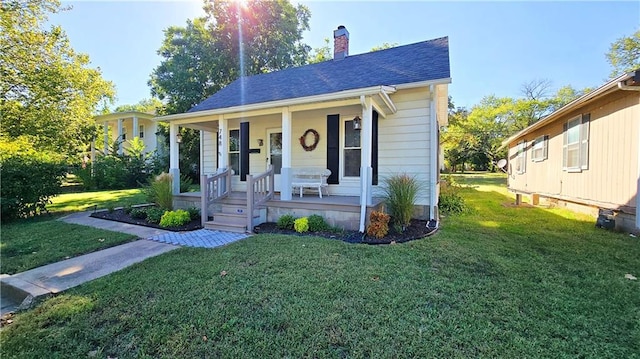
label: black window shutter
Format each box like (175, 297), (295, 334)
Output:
(371, 111), (379, 185)
(240, 122), (249, 181)
(326, 114), (340, 184)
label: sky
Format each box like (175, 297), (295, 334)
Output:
(50, 1), (640, 110)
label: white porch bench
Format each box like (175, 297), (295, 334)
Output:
(291, 168), (331, 198)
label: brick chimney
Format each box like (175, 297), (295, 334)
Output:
(333, 25), (349, 60)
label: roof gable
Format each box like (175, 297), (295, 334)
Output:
(188, 36), (450, 113)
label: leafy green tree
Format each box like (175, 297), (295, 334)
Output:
(371, 42), (398, 52)
(606, 30), (640, 78)
(0, 0), (115, 157)
(114, 98), (163, 114)
(307, 38), (331, 64)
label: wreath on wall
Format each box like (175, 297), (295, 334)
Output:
(299, 129), (320, 152)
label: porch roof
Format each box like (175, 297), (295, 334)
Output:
(182, 37), (450, 115)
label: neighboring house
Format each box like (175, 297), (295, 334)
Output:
(156, 26), (451, 233)
(502, 69), (640, 233)
(93, 111), (163, 156)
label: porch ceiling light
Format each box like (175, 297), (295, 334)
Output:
(353, 116), (362, 130)
(176, 132), (183, 143)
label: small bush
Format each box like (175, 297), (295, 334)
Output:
(276, 214), (296, 230)
(366, 211), (390, 239)
(294, 217), (309, 233)
(0, 137), (67, 221)
(439, 176), (468, 215)
(146, 207), (165, 224)
(186, 207), (200, 221)
(123, 203), (133, 214)
(308, 214), (329, 232)
(180, 173), (193, 193)
(381, 173), (423, 230)
(146, 173), (173, 210)
(159, 209), (191, 228)
(130, 208), (147, 219)
(106, 204), (115, 213)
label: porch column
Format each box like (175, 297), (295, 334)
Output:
(90, 139), (96, 176)
(132, 116), (139, 139)
(360, 96), (373, 206)
(218, 115), (228, 170)
(103, 123), (108, 153)
(169, 123), (180, 195)
(281, 107), (292, 201)
(117, 118), (124, 155)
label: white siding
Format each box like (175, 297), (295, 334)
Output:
(202, 130), (217, 174)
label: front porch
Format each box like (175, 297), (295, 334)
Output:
(173, 174), (385, 233)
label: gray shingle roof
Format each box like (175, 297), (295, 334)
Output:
(188, 36), (450, 113)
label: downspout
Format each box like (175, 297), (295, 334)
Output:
(429, 85), (439, 226)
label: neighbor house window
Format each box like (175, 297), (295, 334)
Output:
(121, 127), (127, 141)
(229, 129), (240, 175)
(343, 119), (361, 177)
(139, 125), (145, 139)
(563, 114), (590, 171)
(515, 140), (526, 174)
(531, 135), (548, 162)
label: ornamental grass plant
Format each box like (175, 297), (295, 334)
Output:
(381, 173), (423, 230)
(146, 173), (173, 210)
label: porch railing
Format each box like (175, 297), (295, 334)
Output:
(200, 168), (232, 226)
(246, 165), (275, 232)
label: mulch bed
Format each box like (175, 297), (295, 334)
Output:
(91, 207), (438, 244)
(90, 207), (203, 232)
(253, 219), (438, 245)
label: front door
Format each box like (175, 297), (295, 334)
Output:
(266, 128), (282, 192)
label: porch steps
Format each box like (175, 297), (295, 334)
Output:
(203, 196), (264, 233)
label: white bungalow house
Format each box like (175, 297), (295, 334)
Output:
(93, 111), (163, 156)
(156, 26), (451, 233)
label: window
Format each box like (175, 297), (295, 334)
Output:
(563, 114), (589, 171)
(531, 135), (548, 162)
(229, 129), (240, 175)
(139, 125), (145, 139)
(515, 140), (526, 174)
(121, 127), (127, 141)
(343, 119), (361, 177)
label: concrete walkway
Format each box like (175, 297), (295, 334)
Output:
(1, 211), (249, 316)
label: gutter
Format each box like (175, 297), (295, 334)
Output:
(154, 85), (398, 122)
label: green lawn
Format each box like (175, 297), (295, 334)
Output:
(1, 174), (638, 358)
(48, 188), (147, 213)
(1, 219), (136, 275)
(1, 188), (147, 274)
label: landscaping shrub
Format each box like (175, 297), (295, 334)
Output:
(180, 173), (193, 193)
(308, 214), (329, 232)
(381, 173), (423, 230)
(146, 173), (173, 210)
(276, 214), (296, 230)
(439, 175), (468, 215)
(123, 203), (133, 214)
(130, 208), (148, 219)
(366, 211), (390, 239)
(145, 207), (165, 224)
(294, 217), (309, 233)
(159, 209), (191, 228)
(186, 207), (200, 221)
(0, 138), (67, 222)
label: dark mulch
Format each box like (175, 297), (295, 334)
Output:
(253, 218), (438, 245)
(90, 207), (203, 232)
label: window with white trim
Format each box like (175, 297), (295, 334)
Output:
(563, 114), (589, 171)
(229, 129), (240, 175)
(515, 140), (526, 174)
(531, 135), (548, 162)
(139, 125), (145, 139)
(343, 119), (361, 177)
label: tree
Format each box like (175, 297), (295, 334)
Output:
(371, 42), (398, 52)
(307, 38), (331, 64)
(0, 0), (115, 157)
(606, 30), (640, 78)
(149, 0), (312, 179)
(114, 98), (164, 114)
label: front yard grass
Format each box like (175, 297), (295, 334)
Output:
(48, 188), (147, 214)
(1, 173), (638, 357)
(1, 218), (136, 275)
